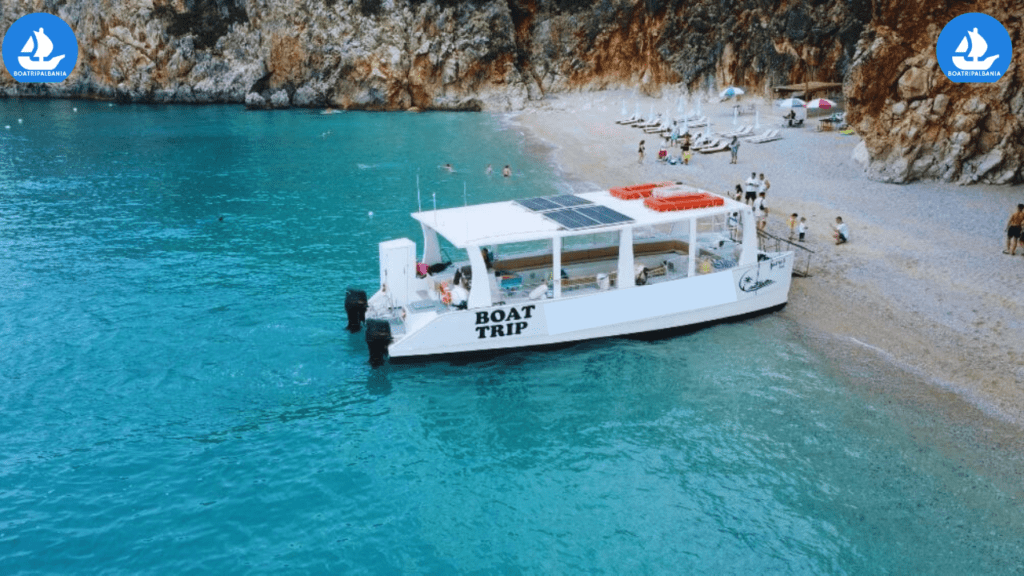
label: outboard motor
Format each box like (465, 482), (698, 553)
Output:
(345, 287), (368, 332)
(365, 319), (393, 367)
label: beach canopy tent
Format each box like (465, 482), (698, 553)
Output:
(771, 81), (843, 100)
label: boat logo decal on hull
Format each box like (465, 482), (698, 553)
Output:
(738, 272), (775, 293)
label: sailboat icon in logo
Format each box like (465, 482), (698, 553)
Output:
(952, 27), (1000, 71)
(18, 28), (66, 71)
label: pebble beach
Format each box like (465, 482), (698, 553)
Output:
(512, 90), (1024, 432)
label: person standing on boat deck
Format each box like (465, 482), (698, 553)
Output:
(638, 140), (646, 165)
(753, 192), (768, 231)
(744, 172), (758, 205)
(502, 165), (512, 177)
(729, 136), (740, 164)
(757, 173), (771, 197)
(833, 217), (850, 245)
(1004, 204), (1024, 255)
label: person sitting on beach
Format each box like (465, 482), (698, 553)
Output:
(833, 217), (850, 245)
(1004, 204), (1024, 255)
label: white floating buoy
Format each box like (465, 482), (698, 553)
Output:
(368, 211), (374, 218)
(108, 103), (113, 107)
(4, 125), (9, 130)
(18, 118), (23, 123)
(73, 107), (78, 112)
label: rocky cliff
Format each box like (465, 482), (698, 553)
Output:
(845, 0), (1022, 184)
(1, 0), (1020, 184)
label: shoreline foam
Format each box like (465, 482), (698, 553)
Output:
(508, 89), (1024, 431)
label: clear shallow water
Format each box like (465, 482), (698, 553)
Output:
(1, 101), (1022, 575)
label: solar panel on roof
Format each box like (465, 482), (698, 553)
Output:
(576, 205), (633, 225)
(515, 194), (593, 212)
(544, 208), (601, 230)
(548, 194), (593, 208)
(515, 197), (562, 212)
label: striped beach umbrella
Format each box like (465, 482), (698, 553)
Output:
(777, 97), (806, 108)
(719, 86), (745, 99)
(806, 98), (837, 109)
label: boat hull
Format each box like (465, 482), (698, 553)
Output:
(384, 253), (793, 360)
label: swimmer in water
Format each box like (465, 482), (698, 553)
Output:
(502, 165), (511, 177)
(441, 163), (454, 173)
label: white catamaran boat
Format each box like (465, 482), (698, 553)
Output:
(347, 183), (794, 364)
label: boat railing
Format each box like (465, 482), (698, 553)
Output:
(756, 229), (814, 277)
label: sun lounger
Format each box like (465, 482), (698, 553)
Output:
(615, 115), (641, 125)
(697, 141), (730, 153)
(750, 129), (782, 143)
(721, 125), (753, 138)
(742, 129), (771, 141)
(692, 139), (722, 152)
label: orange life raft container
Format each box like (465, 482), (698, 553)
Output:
(643, 192), (725, 212)
(609, 181), (674, 200)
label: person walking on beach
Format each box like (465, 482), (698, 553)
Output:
(787, 213), (798, 240)
(1004, 204), (1024, 255)
(753, 192), (768, 231)
(729, 136), (740, 164)
(798, 216), (808, 242)
(681, 133), (691, 165)
(757, 173), (771, 196)
(733, 184), (743, 203)
(744, 172), (758, 205)
(833, 217), (850, 245)
(638, 140), (645, 165)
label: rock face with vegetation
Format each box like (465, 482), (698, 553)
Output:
(0, 0), (1019, 184)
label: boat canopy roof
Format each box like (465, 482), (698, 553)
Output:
(412, 190), (748, 248)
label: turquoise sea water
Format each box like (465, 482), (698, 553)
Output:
(2, 100), (1023, 574)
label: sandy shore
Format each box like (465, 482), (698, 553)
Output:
(509, 89), (1024, 430)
